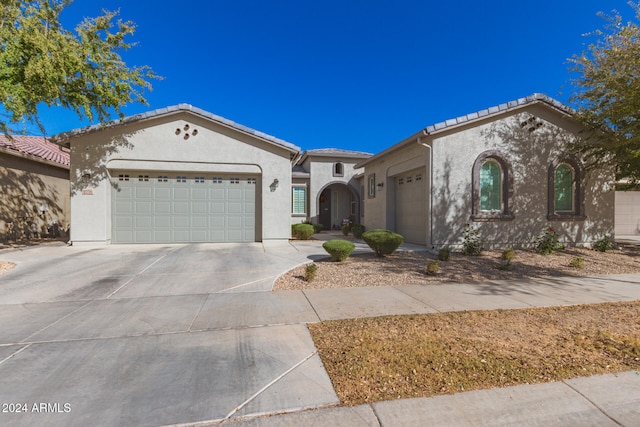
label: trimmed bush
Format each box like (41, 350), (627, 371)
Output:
(291, 223), (314, 240)
(322, 239), (356, 262)
(437, 247), (451, 262)
(426, 261), (440, 275)
(593, 235), (615, 252)
(304, 263), (318, 281)
(362, 229), (404, 257)
(303, 221), (323, 234)
(341, 224), (350, 236)
(351, 224), (365, 239)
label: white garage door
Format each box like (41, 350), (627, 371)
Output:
(395, 168), (427, 245)
(111, 172), (257, 243)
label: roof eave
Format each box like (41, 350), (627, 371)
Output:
(51, 104), (302, 154)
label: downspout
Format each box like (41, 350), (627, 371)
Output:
(417, 130), (434, 248)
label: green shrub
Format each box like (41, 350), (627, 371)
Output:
(437, 247), (451, 262)
(341, 224), (350, 236)
(362, 229), (404, 257)
(304, 263), (318, 281)
(535, 227), (564, 255)
(569, 257), (585, 269)
(351, 224), (365, 239)
(501, 248), (515, 264)
(322, 239), (356, 261)
(303, 221), (323, 234)
(462, 224), (484, 256)
(593, 235), (615, 252)
(291, 223), (314, 240)
(426, 261), (439, 275)
(496, 247), (516, 271)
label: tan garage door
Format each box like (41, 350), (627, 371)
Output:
(395, 168), (427, 245)
(111, 172), (256, 243)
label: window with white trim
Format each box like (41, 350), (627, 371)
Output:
(292, 186), (307, 215)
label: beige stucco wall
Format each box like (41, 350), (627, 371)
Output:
(361, 142), (430, 240)
(615, 191), (640, 235)
(362, 105), (615, 249)
(69, 111), (295, 245)
(305, 157), (363, 226)
(0, 152), (69, 241)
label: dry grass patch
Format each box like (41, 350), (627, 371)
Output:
(308, 301), (640, 406)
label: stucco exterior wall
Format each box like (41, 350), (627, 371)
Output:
(306, 158), (363, 225)
(430, 109), (614, 248)
(361, 105), (615, 249)
(360, 142), (430, 236)
(70, 112), (294, 245)
(0, 152), (69, 241)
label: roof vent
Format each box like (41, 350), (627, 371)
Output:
(520, 116), (544, 133)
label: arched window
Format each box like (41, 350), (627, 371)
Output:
(480, 160), (502, 211)
(472, 151), (514, 221)
(333, 162), (344, 177)
(554, 163), (574, 212)
(548, 157), (585, 220)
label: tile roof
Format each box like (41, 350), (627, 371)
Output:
(304, 148), (373, 157)
(422, 93), (573, 134)
(52, 104), (301, 153)
(0, 135), (70, 167)
(356, 93), (574, 168)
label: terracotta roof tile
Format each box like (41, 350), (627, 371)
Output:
(0, 135), (70, 167)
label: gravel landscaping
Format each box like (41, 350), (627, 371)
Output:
(275, 242), (640, 290)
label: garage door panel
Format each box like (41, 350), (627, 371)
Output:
(112, 172), (257, 243)
(154, 188), (171, 198)
(395, 169), (427, 245)
(227, 202), (243, 214)
(155, 202), (171, 214)
(192, 202), (208, 214)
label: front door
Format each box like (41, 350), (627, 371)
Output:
(319, 188), (332, 230)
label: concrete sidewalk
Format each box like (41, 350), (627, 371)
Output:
(216, 240), (640, 426)
(0, 239), (638, 426)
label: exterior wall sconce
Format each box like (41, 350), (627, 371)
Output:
(270, 179), (279, 192)
(377, 182), (384, 189)
(82, 173), (91, 183)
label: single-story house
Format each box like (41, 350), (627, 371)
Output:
(0, 135), (70, 241)
(53, 104), (301, 245)
(355, 94), (615, 248)
(52, 93), (615, 247)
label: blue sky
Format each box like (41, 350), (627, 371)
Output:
(35, 0), (633, 154)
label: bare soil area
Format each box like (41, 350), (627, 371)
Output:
(275, 244), (640, 290)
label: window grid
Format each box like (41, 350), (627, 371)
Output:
(292, 187), (306, 215)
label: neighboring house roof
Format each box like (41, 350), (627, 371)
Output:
(356, 93), (574, 168)
(298, 148), (372, 165)
(52, 104), (301, 154)
(0, 135), (70, 168)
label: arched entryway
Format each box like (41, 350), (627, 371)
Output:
(317, 182), (360, 230)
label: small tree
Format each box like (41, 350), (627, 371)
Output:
(0, 0), (159, 136)
(569, 2), (640, 184)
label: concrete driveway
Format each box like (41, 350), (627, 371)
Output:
(0, 242), (336, 427)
